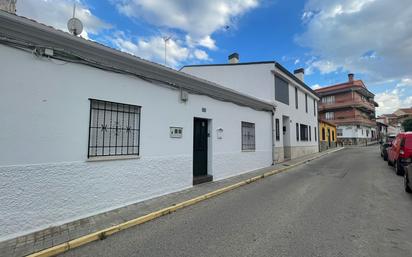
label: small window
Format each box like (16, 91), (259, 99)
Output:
(241, 122), (255, 151)
(313, 99), (316, 116)
(322, 96), (335, 104)
(296, 123), (299, 141)
(337, 129), (343, 137)
(275, 119), (280, 141)
(314, 127), (317, 141)
(275, 75), (289, 105)
(305, 93), (308, 113)
(332, 130), (335, 141)
(325, 112), (334, 120)
(322, 127), (326, 141)
(88, 99), (141, 158)
(295, 87), (298, 109)
(309, 125), (312, 141)
(300, 124), (309, 141)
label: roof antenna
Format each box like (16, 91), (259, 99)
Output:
(67, 2), (83, 36)
(162, 36), (172, 66)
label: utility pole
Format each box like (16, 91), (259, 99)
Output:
(162, 36), (171, 66)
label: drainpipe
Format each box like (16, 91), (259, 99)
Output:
(271, 108), (276, 166)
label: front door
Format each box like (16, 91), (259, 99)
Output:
(193, 118), (208, 178)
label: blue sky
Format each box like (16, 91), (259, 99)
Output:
(16, 0), (412, 115)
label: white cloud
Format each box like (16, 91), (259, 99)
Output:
(112, 33), (210, 68)
(308, 60), (339, 74)
(112, 0), (259, 46)
(375, 90), (412, 115)
(297, 0), (412, 84)
(193, 49), (210, 61)
(312, 84), (322, 90)
(17, 0), (111, 39)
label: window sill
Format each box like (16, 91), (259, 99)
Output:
(87, 155), (141, 162)
(242, 150), (256, 152)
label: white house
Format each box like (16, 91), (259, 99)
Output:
(181, 54), (320, 162)
(0, 12), (276, 240)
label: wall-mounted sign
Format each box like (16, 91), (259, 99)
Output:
(170, 127), (183, 138)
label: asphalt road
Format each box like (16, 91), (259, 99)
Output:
(61, 147), (412, 257)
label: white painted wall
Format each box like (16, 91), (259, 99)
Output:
(182, 63), (319, 158)
(0, 45), (273, 240)
(182, 63), (275, 103)
(337, 125), (374, 139)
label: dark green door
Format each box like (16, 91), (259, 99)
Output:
(193, 118), (208, 177)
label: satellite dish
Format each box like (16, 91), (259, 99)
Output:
(67, 17), (83, 36)
(67, 3), (83, 36)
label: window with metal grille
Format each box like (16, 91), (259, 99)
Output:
(314, 127), (317, 141)
(300, 124), (309, 141)
(296, 123), (299, 141)
(305, 93), (308, 113)
(241, 122), (255, 151)
(88, 99), (141, 158)
(295, 87), (298, 109)
(309, 125), (312, 141)
(275, 119), (280, 141)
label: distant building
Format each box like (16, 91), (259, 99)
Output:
(377, 114), (401, 136)
(393, 108), (412, 125)
(318, 119), (337, 151)
(315, 74), (378, 145)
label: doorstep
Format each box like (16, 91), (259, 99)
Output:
(0, 148), (343, 257)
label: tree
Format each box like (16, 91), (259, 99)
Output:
(402, 119), (412, 132)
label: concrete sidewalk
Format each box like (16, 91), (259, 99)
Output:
(0, 148), (343, 257)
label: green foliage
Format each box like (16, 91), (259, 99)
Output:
(402, 119), (412, 132)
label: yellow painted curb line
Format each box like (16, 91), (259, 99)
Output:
(27, 147), (344, 257)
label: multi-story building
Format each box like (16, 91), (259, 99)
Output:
(315, 74), (378, 145)
(182, 54), (320, 162)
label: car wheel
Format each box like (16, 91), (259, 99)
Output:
(396, 161), (404, 176)
(405, 173), (412, 193)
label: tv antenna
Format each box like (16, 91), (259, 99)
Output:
(162, 36), (172, 66)
(67, 3), (83, 36)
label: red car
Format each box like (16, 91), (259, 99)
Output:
(387, 132), (412, 176)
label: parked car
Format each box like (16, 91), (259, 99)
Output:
(405, 164), (412, 193)
(387, 132), (412, 176)
(380, 135), (396, 161)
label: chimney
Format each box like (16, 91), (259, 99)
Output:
(294, 68), (305, 82)
(348, 73), (354, 82)
(228, 53), (239, 64)
(0, 0), (17, 13)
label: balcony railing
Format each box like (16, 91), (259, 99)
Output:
(319, 100), (375, 112)
(324, 115), (376, 126)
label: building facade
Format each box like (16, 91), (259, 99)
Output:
(0, 12), (275, 240)
(318, 120), (337, 151)
(315, 74), (378, 145)
(181, 56), (320, 162)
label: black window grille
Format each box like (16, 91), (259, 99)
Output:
(300, 124), (309, 141)
(305, 93), (308, 113)
(241, 122), (255, 151)
(88, 99), (141, 158)
(295, 87), (298, 109)
(309, 125), (312, 141)
(315, 127), (317, 141)
(296, 123), (299, 141)
(275, 119), (280, 141)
